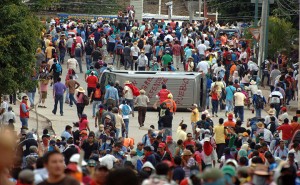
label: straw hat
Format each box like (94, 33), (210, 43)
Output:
(256, 122), (264, 129)
(77, 87), (85, 93)
(267, 109), (275, 115)
(140, 89), (146, 94)
(124, 80), (131, 84)
(181, 149), (193, 156)
(167, 93), (173, 99)
(202, 110), (211, 118)
(133, 42), (138, 46)
(188, 56), (194, 61)
(250, 80), (256, 85)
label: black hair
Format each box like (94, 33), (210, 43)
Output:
(177, 139), (183, 145)
(181, 124), (187, 130)
(252, 156), (263, 164)
(106, 168), (139, 185)
(239, 157), (248, 166)
(219, 118), (224, 124)
(155, 163), (169, 175)
(57, 77), (61, 82)
(162, 84), (167, 89)
(174, 156), (182, 165)
(43, 151), (63, 164)
(293, 116), (298, 122)
(65, 125), (72, 130)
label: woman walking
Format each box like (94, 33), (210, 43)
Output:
(76, 87), (86, 119)
(135, 89), (150, 127)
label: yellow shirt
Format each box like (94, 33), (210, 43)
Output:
(190, 108), (200, 123)
(45, 46), (54, 59)
(176, 126), (187, 141)
(214, 124), (226, 144)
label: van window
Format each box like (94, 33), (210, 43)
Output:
(134, 71), (157, 75)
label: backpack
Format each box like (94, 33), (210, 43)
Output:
(122, 104), (130, 116)
(137, 39), (144, 49)
(55, 63), (62, 73)
(136, 159), (143, 172)
(94, 88), (101, 99)
(83, 94), (89, 106)
(116, 47), (123, 55)
(269, 121), (276, 134)
(255, 95), (264, 109)
(39, 67), (49, 79)
(231, 53), (237, 61)
(218, 68), (226, 79)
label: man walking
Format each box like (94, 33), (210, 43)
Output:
(65, 75), (80, 107)
(225, 81), (236, 116)
(234, 88), (246, 122)
(52, 77), (66, 116)
(20, 96), (31, 127)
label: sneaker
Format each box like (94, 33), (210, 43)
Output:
(52, 111), (56, 115)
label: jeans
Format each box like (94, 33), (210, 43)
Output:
(92, 100), (101, 117)
(69, 93), (77, 106)
(206, 89), (210, 108)
(115, 54), (121, 70)
(261, 70), (270, 86)
(234, 106), (244, 122)
(216, 143), (226, 160)
(286, 89), (292, 105)
(65, 88), (70, 103)
(53, 94), (64, 115)
(138, 106), (147, 126)
(123, 119), (129, 137)
(272, 103), (281, 118)
(163, 127), (172, 141)
(75, 57), (83, 73)
(255, 108), (262, 118)
(124, 56), (132, 70)
(20, 117), (28, 127)
(211, 99), (219, 115)
(27, 92), (36, 107)
(116, 128), (121, 139)
(225, 99), (234, 112)
(138, 66), (146, 71)
(59, 50), (66, 64)
(86, 55), (92, 70)
(191, 122), (196, 137)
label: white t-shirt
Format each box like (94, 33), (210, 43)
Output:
(67, 58), (78, 70)
(234, 92), (246, 106)
(269, 91), (283, 104)
(131, 46), (140, 57)
(239, 51), (247, 60)
(99, 154), (118, 169)
(197, 61), (210, 74)
(197, 44), (207, 55)
(164, 34), (174, 42)
(124, 85), (134, 99)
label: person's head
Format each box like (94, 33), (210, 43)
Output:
(283, 118), (289, 124)
(293, 142), (300, 150)
(88, 133), (95, 143)
(162, 84), (167, 89)
(106, 168), (139, 185)
(177, 139), (183, 147)
(43, 151), (65, 177)
(186, 133), (193, 141)
(279, 140), (285, 148)
(288, 152), (295, 162)
(181, 124), (187, 131)
(18, 169), (35, 185)
(239, 157), (248, 166)
(219, 118), (224, 125)
(94, 165), (109, 185)
(174, 156), (182, 166)
(57, 77), (61, 82)
(65, 125), (72, 132)
(22, 96), (28, 102)
(155, 162), (169, 176)
(201, 114), (206, 120)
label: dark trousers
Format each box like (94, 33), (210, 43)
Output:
(212, 99), (219, 115)
(138, 66), (146, 71)
(10, 93), (16, 104)
(138, 106), (147, 126)
(234, 106), (244, 122)
(53, 72), (60, 84)
(216, 143), (226, 160)
(272, 103), (281, 118)
(261, 71), (270, 86)
(53, 94), (63, 115)
(87, 87), (96, 97)
(77, 103), (85, 118)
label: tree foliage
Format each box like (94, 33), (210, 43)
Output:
(268, 16), (297, 58)
(0, 1), (42, 95)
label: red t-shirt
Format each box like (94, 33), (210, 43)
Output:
(183, 140), (196, 148)
(211, 92), (218, 100)
(157, 89), (171, 104)
(86, 76), (98, 88)
(277, 124), (293, 140)
(79, 119), (89, 131)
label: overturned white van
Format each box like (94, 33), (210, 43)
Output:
(99, 70), (207, 110)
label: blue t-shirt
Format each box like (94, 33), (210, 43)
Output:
(225, 86), (236, 100)
(207, 78), (212, 90)
(54, 82), (66, 95)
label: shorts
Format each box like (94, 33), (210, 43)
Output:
(41, 91), (47, 99)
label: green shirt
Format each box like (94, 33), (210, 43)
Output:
(162, 54), (173, 66)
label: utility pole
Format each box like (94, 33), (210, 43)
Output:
(199, 0), (202, 18)
(258, 0), (267, 77)
(253, 0), (259, 59)
(204, 0), (207, 23)
(297, 0), (300, 113)
(159, 0), (161, 15)
(264, 0), (270, 60)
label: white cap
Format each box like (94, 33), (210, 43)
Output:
(204, 137), (210, 142)
(69, 154), (87, 166)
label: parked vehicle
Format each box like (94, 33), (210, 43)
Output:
(99, 70), (207, 110)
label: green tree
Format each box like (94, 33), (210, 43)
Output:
(268, 16), (297, 58)
(0, 1), (42, 96)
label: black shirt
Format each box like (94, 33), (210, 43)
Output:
(81, 140), (99, 160)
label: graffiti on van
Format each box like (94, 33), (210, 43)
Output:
(140, 77), (154, 91)
(148, 77), (168, 98)
(175, 78), (190, 105)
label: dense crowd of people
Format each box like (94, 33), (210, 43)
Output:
(0, 6), (300, 185)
